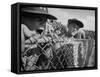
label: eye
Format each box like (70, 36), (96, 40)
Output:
(36, 18), (42, 22)
(37, 17), (47, 22)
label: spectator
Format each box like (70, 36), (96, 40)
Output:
(21, 7), (57, 52)
(21, 7), (57, 70)
(65, 19), (85, 39)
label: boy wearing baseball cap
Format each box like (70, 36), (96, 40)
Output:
(21, 7), (57, 71)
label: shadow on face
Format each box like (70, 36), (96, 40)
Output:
(68, 23), (80, 34)
(21, 13), (47, 31)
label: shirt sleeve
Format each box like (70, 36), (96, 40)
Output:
(22, 24), (36, 38)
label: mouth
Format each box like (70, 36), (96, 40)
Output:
(72, 31), (78, 35)
(36, 27), (44, 34)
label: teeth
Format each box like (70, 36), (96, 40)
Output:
(38, 27), (44, 30)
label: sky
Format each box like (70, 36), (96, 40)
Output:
(48, 7), (95, 31)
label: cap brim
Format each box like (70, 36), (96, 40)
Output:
(68, 19), (84, 28)
(22, 10), (57, 20)
(74, 21), (84, 28)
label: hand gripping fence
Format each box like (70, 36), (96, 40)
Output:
(21, 23), (95, 71)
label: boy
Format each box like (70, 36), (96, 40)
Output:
(21, 7), (57, 70)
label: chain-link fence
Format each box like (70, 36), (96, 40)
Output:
(21, 38), (95, 71)
(21, 21), (95, 71)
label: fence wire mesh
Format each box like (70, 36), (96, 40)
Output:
(21, 21), (95, 71)
(21, 38), (95, 71)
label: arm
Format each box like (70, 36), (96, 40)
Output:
(21, 24), (25, 52)
(79, 30), (85, 39)
(22, 24), (36, 37)
(21, 24), (36, 52)
(74, 30), (85, 39)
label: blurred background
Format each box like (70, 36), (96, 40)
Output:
(48, 8), (95, 31)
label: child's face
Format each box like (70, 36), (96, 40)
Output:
(33, 17), (47, 30)
(23, 16), (47, 31)
(68, 23), (80, 34)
